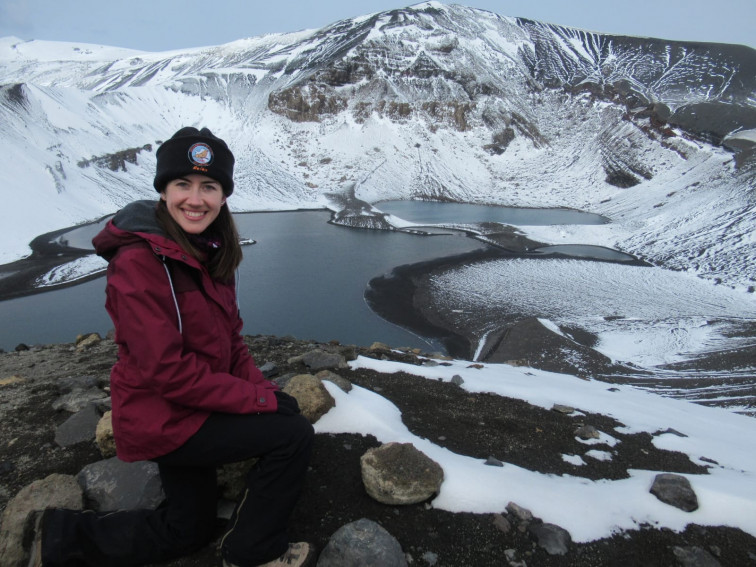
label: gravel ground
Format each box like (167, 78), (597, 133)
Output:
(1, 336), (755, 566)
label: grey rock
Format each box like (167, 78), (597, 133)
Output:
(504, 548), (527, 567)
(317, 518), (407, 567)
(552, 404), (575, 414)
(54, 403), (101, 447)
(259, 361), (278, 378)
(506, 502), (534, 522)
(300, 349), (348, 372)
(77, 457), (164, 512)
(0, 474), (82, 567)
(528, 522), (572, 555)
(450, 374), (464, 386)
(273, 372), (297, 389)
(421, 550), (439, 565)
(650, 473), (699, 512)
(672, 546), (722, 567)
(57, 375), (99, 393)
(484, 456), (504, 467)
(492, 513), (512, 533)
(316, 370), (353, 392)
(360, 442), (444, 505)
(52, 388), (108, 413)
(574, 424), (601, 440)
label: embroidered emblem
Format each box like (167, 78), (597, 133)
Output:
(188, 143), (214, 166)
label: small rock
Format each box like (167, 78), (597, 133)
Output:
(316, 370), (353, 392)
(574, 425), (601, 440)
(650, 473), (699, 512)
(450, 374), (464, 386)
(75, 333), (101, 350)
(0, 375), (26, 387)
(552, 404), (575, 414)
(492, 513), (512, 534)
(317, 518), (407, 567)
(57, 375), (99, 393)
(259, 361), (278, 378)
(54, 403), (101, 447)
(95, 411), (116, 458)
(52, 388), (108, 413)
(657, 428), (688, 438)
(672, 545), (722, 567)
(506, 502), (534, 522)
(528, 522), (571, 555)
(300, 349), (348, 371)
(421, 551), (438, 565)
(484, 456), (504, 467)
(504, 548), (527, 567)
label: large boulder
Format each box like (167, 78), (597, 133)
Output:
(0, 474), (83, 567)
(360, 442), (444, 505)
(283, 374), (335, 423)
(317, 518), (407, 567)
(77, 458), (163, 512)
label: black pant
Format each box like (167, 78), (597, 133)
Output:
(41, 412), (314, 567)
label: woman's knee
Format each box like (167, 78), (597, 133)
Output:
(291, 414), (315, 448)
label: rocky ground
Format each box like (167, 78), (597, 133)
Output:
(2, 333), (756, 567)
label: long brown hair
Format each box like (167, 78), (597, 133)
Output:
(155, 200), (243, 282)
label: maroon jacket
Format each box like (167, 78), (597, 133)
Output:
(92, 200), (278, 462)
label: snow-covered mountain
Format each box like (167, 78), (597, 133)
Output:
(1, 1), (754, 293)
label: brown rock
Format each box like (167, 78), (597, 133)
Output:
(0, 474), (83, 567)
(283, 374), (335, 423)
(360, 442), (444, 505)
(95, 411), (116, 458)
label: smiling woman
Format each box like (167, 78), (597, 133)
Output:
(25, 127), (316, 567)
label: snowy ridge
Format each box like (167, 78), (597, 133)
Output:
(0, 1), (754, 297)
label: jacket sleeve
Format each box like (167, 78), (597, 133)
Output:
(106, 246), (278, 414)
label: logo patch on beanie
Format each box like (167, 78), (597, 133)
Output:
(188, 143), (214, 166)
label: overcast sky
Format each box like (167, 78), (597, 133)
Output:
(1, 0), (754, 51)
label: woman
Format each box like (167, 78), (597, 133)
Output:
(31, 127), (314, 567)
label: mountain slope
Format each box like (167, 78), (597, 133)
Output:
(0, 2), (754, 293)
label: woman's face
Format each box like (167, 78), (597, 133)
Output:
(160, 174), (226, 234)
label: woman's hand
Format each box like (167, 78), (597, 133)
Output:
(274, 391), (301, 415)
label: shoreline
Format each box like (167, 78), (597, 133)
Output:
(365, 247), (510, 359)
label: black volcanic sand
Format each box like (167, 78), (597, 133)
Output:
(1, 337), (755, 566)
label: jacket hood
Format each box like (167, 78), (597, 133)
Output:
(93, 200), (171, 260)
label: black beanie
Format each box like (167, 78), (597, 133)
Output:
(153, 127), (235, 195)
